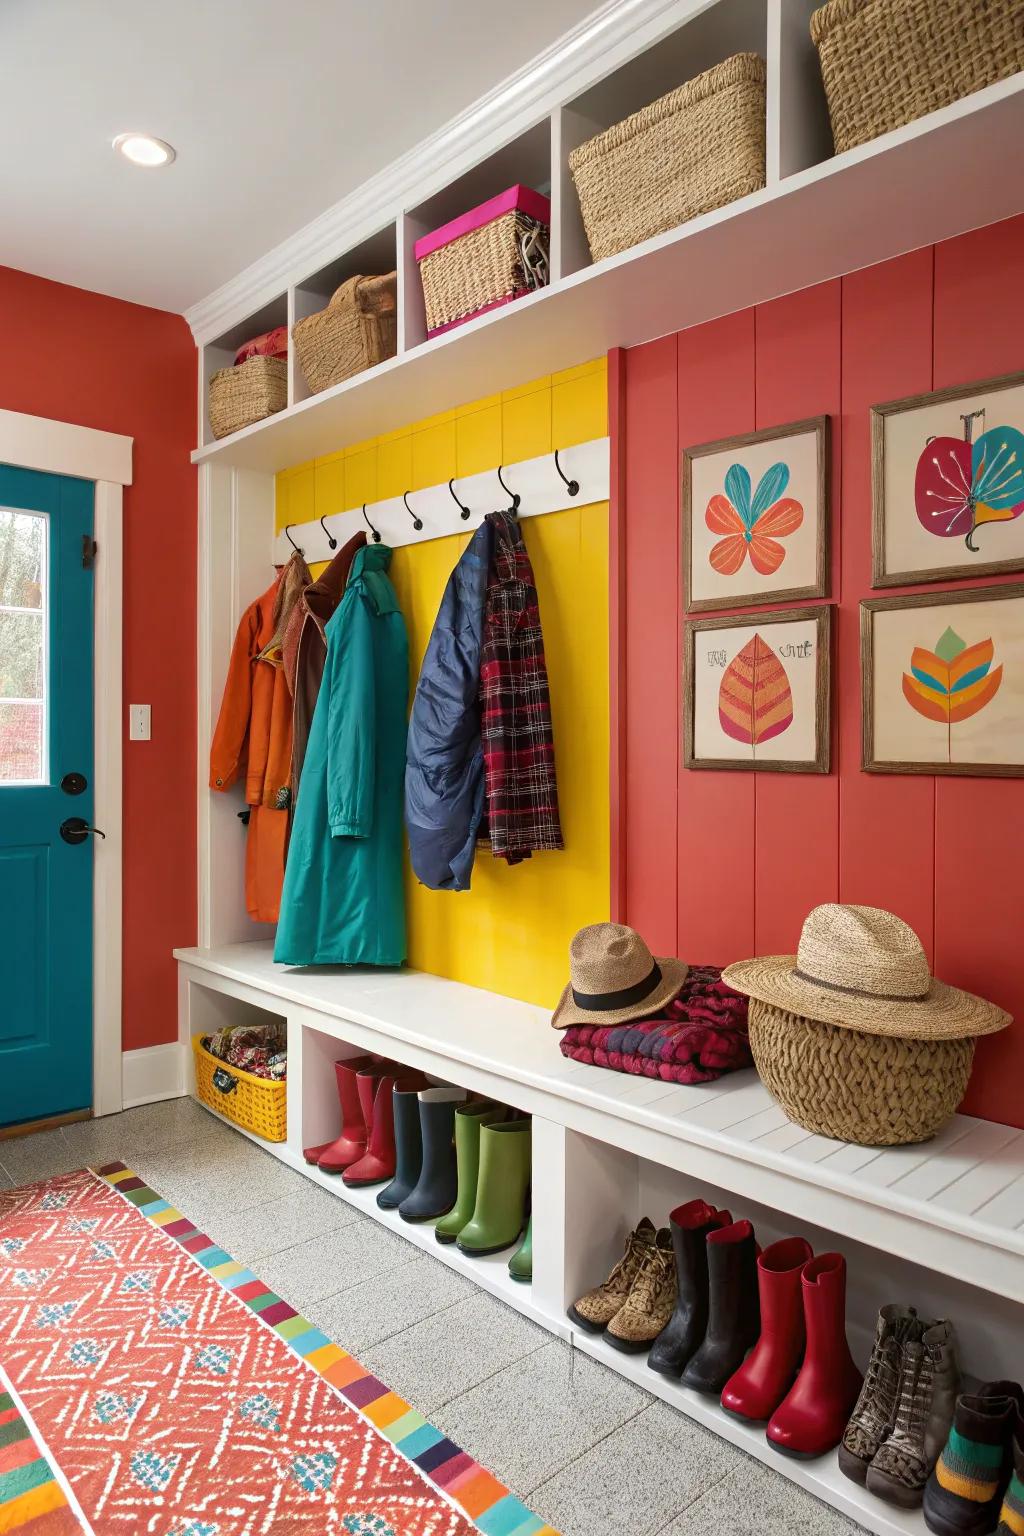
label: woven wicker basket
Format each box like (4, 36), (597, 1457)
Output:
(811, 0), (1024, 153)
(192, 1033), (286, 1142)
(416, 188), (550, 336)
(208, 355), (287, 440)
(749, 999), (974, 1147)
(569, 53), (766, 264)
(292, 274), (397, 397)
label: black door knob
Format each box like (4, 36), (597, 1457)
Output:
(60, 818), (106, 845)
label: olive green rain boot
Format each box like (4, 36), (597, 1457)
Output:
(457, 1118), (531, 1257)
(434, 1102), (502, 1246)
(508, 1214), (533, 1283)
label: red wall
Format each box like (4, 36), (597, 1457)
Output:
(0, 265), (197, 1053)
(613, 214), (1024, 1130)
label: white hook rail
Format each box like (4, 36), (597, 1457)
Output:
(274, 436), (610, 565)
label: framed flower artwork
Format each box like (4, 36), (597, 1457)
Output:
(871, 368), (1024, 586)
(682, 416), (830, 613)
(861, 583), (1024, 777)
(684, 605), (831, 773)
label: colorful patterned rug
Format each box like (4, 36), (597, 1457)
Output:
(0, 1165), (558, 1536)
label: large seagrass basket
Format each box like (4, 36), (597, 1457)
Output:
(810, 0), (1024, 153)
(568, 52), (766, 263)
(292, 273), (398, 396)
(749, 998), (974, 1147)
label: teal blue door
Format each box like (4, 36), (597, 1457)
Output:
(0, 466), (95, 1128)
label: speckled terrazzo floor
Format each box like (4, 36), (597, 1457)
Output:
(0, 1099), (868, 1536)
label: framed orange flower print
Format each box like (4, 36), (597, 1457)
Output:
(682, 416), (830, 613)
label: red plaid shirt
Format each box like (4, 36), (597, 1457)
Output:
(479, 511), (563, 863)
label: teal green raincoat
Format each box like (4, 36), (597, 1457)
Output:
(274, 543), (408, 966)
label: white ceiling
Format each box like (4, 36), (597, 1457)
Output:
(0, 0), (601, 316)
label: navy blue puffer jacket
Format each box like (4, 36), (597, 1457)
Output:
(405, 520), (493, 890)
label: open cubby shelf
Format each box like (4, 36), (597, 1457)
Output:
(177, 942), (1024, 1536)
(192, 0), (1024, 468)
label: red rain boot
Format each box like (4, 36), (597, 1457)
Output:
(314, 1056), (380, 1173)
(721, 1236), (813, 1423)
(343, 1069), (400, 1187)
(767, 1252), (862, 1459)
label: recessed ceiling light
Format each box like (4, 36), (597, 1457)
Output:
(112, 133), (176, 168)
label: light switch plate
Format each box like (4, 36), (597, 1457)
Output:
(129, 704), (151, 741)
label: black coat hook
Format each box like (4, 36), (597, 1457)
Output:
(318, 515), (338, 551)
(403, 491), (424, 532)
(496, 464), (520, 513)
(448, 477), (471, 521)
(362, 503), (382, 544)
(284, 524), (304, 554)
(554, 449), (580, 497)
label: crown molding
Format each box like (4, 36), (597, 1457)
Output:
(185, 0), (702, 344)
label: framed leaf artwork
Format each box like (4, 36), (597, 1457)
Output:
(683, 606), (831, 773)
(682, 416), (830, 613)
(861, 583), (1024, 777)
(872, 368), (1024, 586)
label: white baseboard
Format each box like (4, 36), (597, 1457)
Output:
(121, 1043), (186, 1109)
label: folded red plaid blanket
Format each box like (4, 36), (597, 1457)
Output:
(558, 965), (751, 1085)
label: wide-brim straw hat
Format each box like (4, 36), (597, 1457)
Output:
(723, 904), (1010, 1041)
(552, 922), (688, 1030)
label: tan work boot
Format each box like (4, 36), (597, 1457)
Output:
(869, 1321), (960, 1509)
(568, 1218), (656, 1334)
(607, 1227), (677, 1353)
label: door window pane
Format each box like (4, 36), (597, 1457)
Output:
(0, 509), (47, 783)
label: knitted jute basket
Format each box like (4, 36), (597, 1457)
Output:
(568, 52), (766, 264)
(418, 210), (548, 334)
(811, 0), (1024, 154)
(749, 998), (975, 1147)
(292, 274), (398, 397)
(208, 356), (287, 441)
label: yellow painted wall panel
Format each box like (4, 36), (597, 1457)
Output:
(273, 359), (609, 1009)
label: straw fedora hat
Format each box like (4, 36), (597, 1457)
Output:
(551, 923), (688, 1030)
(723, 904), (1010, 1041)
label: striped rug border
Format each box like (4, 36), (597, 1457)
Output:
(0, 1381), (82, 1533)
(95, 1162), (557, 1536)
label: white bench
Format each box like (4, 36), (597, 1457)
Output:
(176, 941), (1024, 1536)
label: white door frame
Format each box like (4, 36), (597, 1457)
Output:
(0, 406), (131, 1119)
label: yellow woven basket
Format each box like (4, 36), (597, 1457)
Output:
(748, 999), (974, 1147)
(191, 1033), (287, 1143)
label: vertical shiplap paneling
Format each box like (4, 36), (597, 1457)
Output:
(931, 214), (1024, 1126)
(752, 282), (842, 954)
(677, 311), (757, 964)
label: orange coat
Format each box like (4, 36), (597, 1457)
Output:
(210, 564), (305, 922)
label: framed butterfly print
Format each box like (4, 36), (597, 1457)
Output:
(872, 368), (1024, 587)
(684, 605), (831, 774)
(682, 416), (830, 613)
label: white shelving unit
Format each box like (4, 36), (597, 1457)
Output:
(187, 0), (1024, 473)
(175, 941), (1024, 1536)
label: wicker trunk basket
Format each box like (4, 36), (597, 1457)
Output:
(292, 273), (398, 397)
(811, 0), (1024, 154)
(749, 998), (974, 1147)
(208, 355), (287, 441)
(568, 52), (766, 264)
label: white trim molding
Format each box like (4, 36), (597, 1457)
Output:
(122, 1043), (186, 1109)
(184, 0), (704, 345)
(0, 407), (133, 487)
(1, 408), (131, 1118)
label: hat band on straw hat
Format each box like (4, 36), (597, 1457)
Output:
(792, 967), (929, 1004)
(572, 961), (663, 1013)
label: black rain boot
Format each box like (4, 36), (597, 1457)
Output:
(376, 1081), (424, 1211)
(681, 1218), (761, 1396)
(648, 1198), (730, 1379)
(399, 1088), (467, 1223)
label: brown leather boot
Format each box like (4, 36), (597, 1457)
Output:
(839, 1305), (919, 1484)
(869, 1321), (960, 1509)
(568, 1218), (655, 1334)
(606, 1228), (677, 1354)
